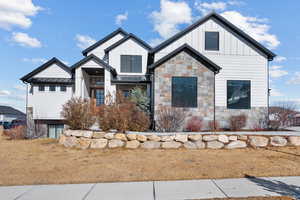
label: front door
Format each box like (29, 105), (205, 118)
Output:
(91, 88), (104, 106)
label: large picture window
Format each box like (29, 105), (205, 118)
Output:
(205, 31), (219, 51)
(120, 55), (142, 73)
(227, 80), (251, 109)
(172, 77), (197, 108)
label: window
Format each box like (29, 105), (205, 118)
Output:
(227, 80), (251, 109)
(49, 85), (56, 92)
(172, 77), (197, 108)
(38, 85), (45, 92)
(122, 90), (130, 98)
(48, 124), (64, 139)
(95, 89), (104, 106)
(205, 32), (219, 51)
(60, 85), (67, 92)
(120, 55), (142, 73)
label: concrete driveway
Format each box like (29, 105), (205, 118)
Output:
(1, 176), (300, 200)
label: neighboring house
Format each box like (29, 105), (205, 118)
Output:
(21, 12), (276, 137)
(0, 106), (26, 128)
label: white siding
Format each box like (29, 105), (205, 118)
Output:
(33, 63), (71, 78)
(109, 39), (149, 75)
(87, 33), (125, 59)
(154, 18), (269, 107)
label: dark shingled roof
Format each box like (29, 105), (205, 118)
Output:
(0, 106), (25, 116)
(27, 78), (74, 84)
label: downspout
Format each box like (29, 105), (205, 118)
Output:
(267, 59), (270, 124)
(213, 72), (216, 132)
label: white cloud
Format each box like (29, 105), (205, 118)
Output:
(269, 65), (288, 78)
(221, 11), (280, 49)
(11, 32), (42, 48)
(274, 56), (287, 63)
(0, 0), (42, 30)
(115, 12), (128, 26)
(22, 58), (47, 64)
(270, 88), (283, 97)
(0, 90), (10, 96)
(150, 0), (192, 39)
(13, 84), (26, 91)
(287, 72), (300, 85)
(195, 1), (243, 15)
(75, 34), (96, 50)
(149, 38), (164, 47)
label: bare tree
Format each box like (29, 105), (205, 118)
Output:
(155, 106), (186, 132)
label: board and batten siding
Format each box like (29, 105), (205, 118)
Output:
(154, 18), (269, 107)
(87, 33), (125, 59)
(33, 63), (71, 79)
(108, 39), (149, 75)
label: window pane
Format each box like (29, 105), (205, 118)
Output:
(205, 32), (219, 51)
(132, 56), (142, 73)
(95, 89), (104, 106)
(49, 85), (56, 92)
(172, 77), (197, 108)
(48, 125), (56, 138)
(38, 85), (45, 91)
(56, 125), (64, 138)
(227, 80), (251, 109)
(120, 55), (142, 73)
(60, 86), (66, 92)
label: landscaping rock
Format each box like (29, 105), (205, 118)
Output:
(183, 141), (197, 149)
(92, 132), (106, 139)
(141, 141), (161, 149)
(64, 130), (73, 136)
(162, 141), (182, 149)
(250, 136), (269, 147)
(82, 131), (93, 138)
(288, 136), (300, 146)
(238, 135), (248, 141)
(126, 140), (140, 149)
(229, 136), (238, 141)
(90, 139), (108, 149)
(114, 133), (127, 141)
(202, 135), (218, 142)
(161, 135), (175, 142)
(108, 139), (125, 148)
(104, 132), (114, 139)
(137, 135), (147, 142)
(195, 140), (206, 149)
(68, 130), (84, 137)
(175, 134), (188, 143)
(188, 134), (202, 141)
(63, 136), (78, 148)
(148, 134), (161, 142)
(76, 138), (91, 149)
(270, 136), (287, 147)
(127, 134), (137, 141)
(218, 135), (229, 143)
(226, 140), (247, 149)
(59, 134), (67, 145)
(207, 141), (224, 149)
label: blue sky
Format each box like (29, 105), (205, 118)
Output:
(0, 0), (299, 112)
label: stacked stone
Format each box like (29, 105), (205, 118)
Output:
(59, 130), (300, 150)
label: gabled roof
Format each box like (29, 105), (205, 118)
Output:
(82, 28), (128, 56)
(149, 44), (221, 73)
(0, 106), (25, 116)
(71, 54), (117, 76)
(104, 33), (152, 53)
(150, 12), (276, 61)
(20, 57), (71, 82)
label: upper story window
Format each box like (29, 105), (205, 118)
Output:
(60, 85), (67, 92)
(172, 77), (198, 108)
(120, 55), (142, 73)
(227, 80), (251, 109)
(49, 85), (56, 92)
(38, 85), (45, 92)
(205, 31), (219, 51)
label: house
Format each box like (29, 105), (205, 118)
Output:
(21, 12), (276, 137)
(0, 106), (26, 128)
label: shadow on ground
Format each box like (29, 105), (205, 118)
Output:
(245, 175), (300, 199)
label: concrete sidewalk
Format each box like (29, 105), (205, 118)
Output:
(1, 176), (300, 200)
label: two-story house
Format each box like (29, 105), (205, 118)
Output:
(21, 12), (276, 138)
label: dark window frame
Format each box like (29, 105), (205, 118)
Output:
(120, 55), (142, 73)
(205, 31), (220, 51)
(49, 85), (56, 92)
(60, 85), (67, 92)
(172, 77), (198, 108)
(227, 80), (251, 110)
(38, 85), (45, 92)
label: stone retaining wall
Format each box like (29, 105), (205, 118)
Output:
(59, 130), (300, 150)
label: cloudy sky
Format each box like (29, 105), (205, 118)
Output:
(0, 0), (299, 112)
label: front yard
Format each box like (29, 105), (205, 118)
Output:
(1, 134), (300, 186)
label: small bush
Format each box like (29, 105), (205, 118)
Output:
(208, 120), (220, 131)
(185, 116), (203, 132)
(229, 115), (247, 131)
(155, 107), (186, 132)
(97, 92), (150, 132)
(129, 87), (150, 113)
(3, 126), (26, 140)
(268, 120), (281, 131)
(61, 98), (95, 130)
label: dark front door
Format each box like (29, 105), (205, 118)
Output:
(91, 88), (104, 106)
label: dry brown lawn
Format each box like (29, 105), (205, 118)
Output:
(1, 134), (300, 186)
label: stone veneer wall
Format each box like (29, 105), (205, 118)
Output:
(153, 51), (215, 130)
(59, 130), (300, 150)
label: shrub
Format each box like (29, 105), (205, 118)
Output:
(185, 116), (203, 132)
(208, 120), (220, 131)
(229, 115), (247, 131)
(155, 107), (186, 132)
(268, 120), (281, 131)
(97, 92), (150, 132)
(129, 87), (150, 113)
(3, 126), (26, 140)
(61, 97), (95, 130)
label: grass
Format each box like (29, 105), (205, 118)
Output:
(200, 197), (294, 200)
(1, 134), (300, 186)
